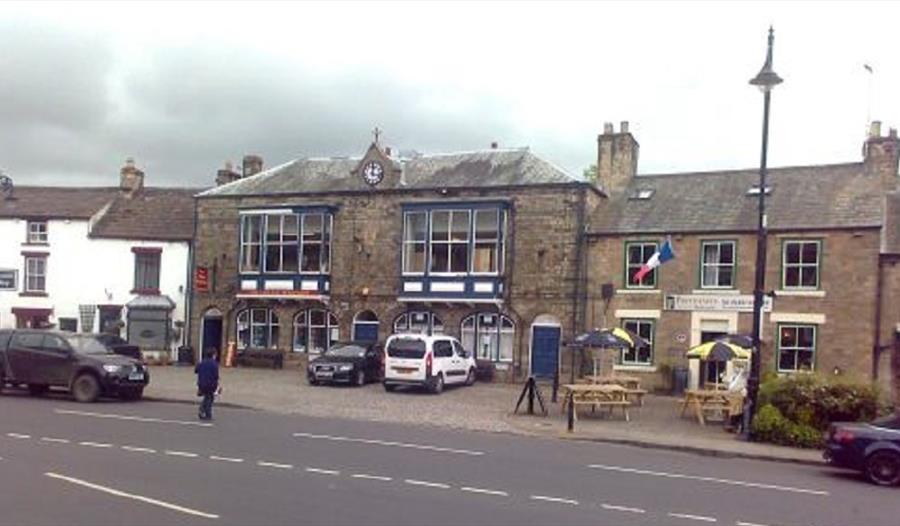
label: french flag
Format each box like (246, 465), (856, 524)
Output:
(633, 238), (676, 283)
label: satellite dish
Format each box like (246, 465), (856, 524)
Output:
(0, 172), (13, 198)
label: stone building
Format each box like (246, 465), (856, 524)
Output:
(190, 147), (602, 381)
(588, 121), (900, 396)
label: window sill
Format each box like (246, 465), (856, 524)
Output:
(775, 289), (825, 298)
(613, 364), (657, 373)
(690, 289), (740, 295)
(19, 291), (48, 297)
(131, 289), (161, 295)
(617, 289), (661, 295)
(21, 242), (49, 247)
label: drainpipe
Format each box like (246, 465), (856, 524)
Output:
(571, 187), (587, 375)
(186, 196), (198, 362)
(873, 254), (885, 380)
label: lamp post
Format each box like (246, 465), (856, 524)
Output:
(742, 27), (783, 440)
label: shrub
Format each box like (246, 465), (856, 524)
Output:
(751, 404), (824, 449)
(758, 374), (878, 432)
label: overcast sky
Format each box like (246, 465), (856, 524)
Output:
(2, 1), (899, 188)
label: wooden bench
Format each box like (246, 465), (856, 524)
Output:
(623, 388), (648, 407)
(561, 384), (632, 422)
(235, 350), (284, 369)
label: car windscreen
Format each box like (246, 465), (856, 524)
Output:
(387, 338), (426, 359)
(872, 415), (900, 430)
(325, 345), (367, 358)
(65, 336), (114, 355)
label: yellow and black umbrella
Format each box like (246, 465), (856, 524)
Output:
(685, 340), (752, 361)
(575, 327), (649, 349)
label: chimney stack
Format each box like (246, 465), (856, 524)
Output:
(384, 146), (392, 157)
(490, 141), (498, 149)
(242, 155), (263, 178)
(119, 157), (145, 194)
(596, 121), (639, 194)
(864, 120), (900, 191)
(216, 161), (240, 186)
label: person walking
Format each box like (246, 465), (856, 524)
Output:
(194, 349), (220, 420)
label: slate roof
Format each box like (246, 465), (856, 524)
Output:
(591, 162), (884, 234)
(200, 148), (578, 197)
(0, 186), (119, 219)
(0, 185), (200, 241)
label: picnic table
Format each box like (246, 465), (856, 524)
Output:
(679, 388), (744, 426)
(578, 374), (647, 406)
(561, 383), (632, 422)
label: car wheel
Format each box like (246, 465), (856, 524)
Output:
(865, 451), (900, 486)
(308, 376), (319, 386)
(465, 368), (476, 386)
(430, 373), (444, 394)
(72, 374), (101, 403)
(28, 384), (49, 397)
(383, 382), (396, 392)
(354, 370), (365, 387)
(121, 388), (144, 401)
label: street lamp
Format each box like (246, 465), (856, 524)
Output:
(742, 27), (782, 440)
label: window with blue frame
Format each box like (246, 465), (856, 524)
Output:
(240, 211), (333, 274)
(401, 206), (506, 276)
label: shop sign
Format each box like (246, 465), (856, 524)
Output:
(195, 267), (209, 292)
(664, 294), (772, 312)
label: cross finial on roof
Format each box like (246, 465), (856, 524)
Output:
(373, 126), (382, 144)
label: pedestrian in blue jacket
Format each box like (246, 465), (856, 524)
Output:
(194, 349), (219, 420)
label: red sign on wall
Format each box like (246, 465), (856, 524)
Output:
(195, 267), (209, 292)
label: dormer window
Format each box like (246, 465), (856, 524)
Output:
(630, 189), (655, 200)
(747, 185), (772, 195)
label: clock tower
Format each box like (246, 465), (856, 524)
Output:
(351, 127), (402, 189)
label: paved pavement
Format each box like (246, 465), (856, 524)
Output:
(1, 392), (896, 526)
(144, 364), (822, 465)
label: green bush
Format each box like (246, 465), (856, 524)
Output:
(751, 404), (824, 449)
(758, 374), (878, 432)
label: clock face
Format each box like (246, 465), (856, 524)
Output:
(362, 161), (384, 186)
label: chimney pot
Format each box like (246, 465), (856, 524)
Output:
(620, 121), (629, 133)
(490, 141), (498, 149)
(385, 146), (392, 156)
(225, 161), (233, 171)
(870, 120), (883, 138)
(120, 157), (144, 194)
(242, 154), (264, 177)
(603, 122), (614, 134)
(890, 128), (897, 139)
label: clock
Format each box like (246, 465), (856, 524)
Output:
(362, 161), (384, 186)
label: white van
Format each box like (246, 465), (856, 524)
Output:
(383, 334), (477, 394)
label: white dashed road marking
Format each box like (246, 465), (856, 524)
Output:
(209, 456), (244, 463)
(55, 409), (213, 427)
(7, 433), (31, 439)
(122, 446), (156, 454)
(529, 495), (579, 506)
(292, 432), (484, 456)
(461, 486), (508, 497)
(305, 467), (340, 476)
(736, 522), (771, 526)
(45, 472), (219, 519)
(668, 512), (717, 523)
(79, 441), (113, 448)
(165, 450), (199, 458)
(351, 473), (392, 481)
(404, 479), (450, 489)
(40, 437), (70, 444)
(602, 504), (645, 514)
(587, 464), (829, 496)
(257, 461), (293, 470)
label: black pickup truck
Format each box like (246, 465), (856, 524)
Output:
(0, 329), (149, 402)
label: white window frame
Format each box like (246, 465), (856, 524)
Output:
(429, 209), (471, 276)
(700, 240), (736, 289)
(26, 220), (48, 244)
(236, 308), (280, 350)
(264, 214), (300, 274)
(293, 309), (339, 353)
(782, 240), (821, 290)
(620, 319), (654, 366)
(393, 311), (444, 335)
(777, 324), (817, 373)
(402, 211), (428, 275)
(472, 209), (503, 276)
(24, 255), (47, 293)
(239, 215), (263, 273)
(625, 241), (658, 289)
(460, 313), (515, 363)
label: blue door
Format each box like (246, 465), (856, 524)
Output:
(353, 322), (379, 343)
(531, 325), (561, 378)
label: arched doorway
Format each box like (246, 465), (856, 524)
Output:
(200, 307), (224, 359)
(352, 310), (379, 343)
(529, 314), (561, 378)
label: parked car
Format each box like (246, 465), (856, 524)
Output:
(93, 333), (143, 361)
(824, 414), (900, 486)
(307, 342), (382, 386)
(383, 334), (476, 394)
(0, 329), (149, 403)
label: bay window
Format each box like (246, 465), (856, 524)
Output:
(401, 205), (507, 275)
(240, 211), (332, 274)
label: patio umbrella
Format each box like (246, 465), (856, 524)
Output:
(719, 333), (754, 349)
(574, 328), (649, 377)
(685, 340), (752, 361)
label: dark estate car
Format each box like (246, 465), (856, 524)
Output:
(307, 342), (382, 386)
(0, 329), (149, 403)
(825, 414), (900, 486)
